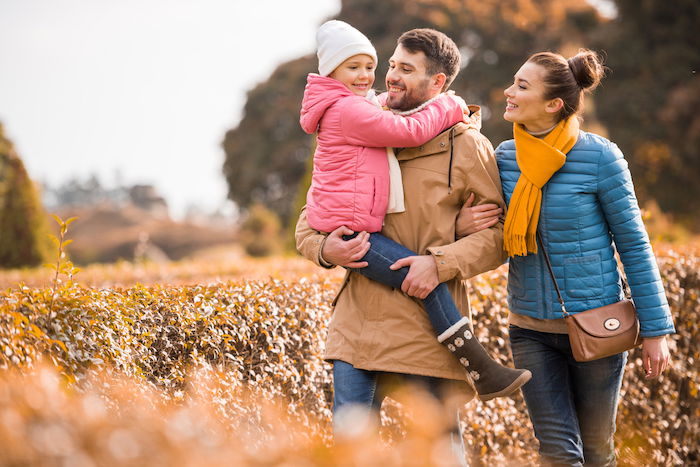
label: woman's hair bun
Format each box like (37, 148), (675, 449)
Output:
(567, 49), (605, 91)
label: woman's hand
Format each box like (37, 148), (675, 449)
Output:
(641, 335), (671, 379)
(455, 193), (503, 238)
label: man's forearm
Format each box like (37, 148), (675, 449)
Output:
(428, 220), (506, 282)
(295, 206), (333, 268)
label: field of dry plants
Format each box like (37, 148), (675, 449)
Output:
(0, 243), (697, 466)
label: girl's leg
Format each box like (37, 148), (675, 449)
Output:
(344, 232), (459, 333)
(346, 232), (531, 401)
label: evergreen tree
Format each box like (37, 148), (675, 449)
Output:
(0, 123), (51, 268)
(594, 0), (700, 226)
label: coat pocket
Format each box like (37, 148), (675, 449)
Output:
(564, 254), (603, 298)
(507, 262), (527, 299)
(369, 176), (388, 217)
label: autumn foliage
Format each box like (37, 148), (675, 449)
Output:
(223, 0), (700, 229)
(0, 249), (697, 465)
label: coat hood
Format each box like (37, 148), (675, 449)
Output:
(300, 73), (354, 134)
(463, 105), (483, 131)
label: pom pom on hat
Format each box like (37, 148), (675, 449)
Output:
(317, 20), (377, 77)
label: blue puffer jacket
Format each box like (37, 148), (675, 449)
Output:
(497, 131), (675, 338)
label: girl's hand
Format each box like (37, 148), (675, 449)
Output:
(455, 193), (503, 239)
(446, 91), (468, 113)
(641, 335), (671, 379)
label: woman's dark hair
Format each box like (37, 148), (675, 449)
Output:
(527, 49), (605, 121)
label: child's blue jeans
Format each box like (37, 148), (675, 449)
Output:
(343, 232), (463, 335)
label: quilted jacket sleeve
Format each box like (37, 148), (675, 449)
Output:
(340, 94), (465, 149)
(596, 143), (675, 337)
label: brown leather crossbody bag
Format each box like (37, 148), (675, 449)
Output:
(537, 234), (642, 362)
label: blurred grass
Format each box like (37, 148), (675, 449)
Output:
(0, 244), (345, 289)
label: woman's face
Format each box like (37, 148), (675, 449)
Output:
(329, 54), (376, 97)
(503, 61), (559, 132)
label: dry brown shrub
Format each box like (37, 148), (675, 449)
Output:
(0, 364), (479, 466)
(0, 251), (697, 465)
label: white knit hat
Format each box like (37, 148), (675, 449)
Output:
(316, 20), (377, 77)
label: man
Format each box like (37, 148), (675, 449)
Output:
(295, 28), (506, 462)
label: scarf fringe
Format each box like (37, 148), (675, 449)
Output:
(504, 235), (526, 257)
(504, 233), (539, 257)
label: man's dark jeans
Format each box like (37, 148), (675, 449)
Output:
(332, 359), (469, 466)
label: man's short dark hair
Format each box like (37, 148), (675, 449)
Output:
(398, 28), (461, 91)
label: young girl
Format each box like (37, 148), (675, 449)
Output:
(301, 20), (530, 401)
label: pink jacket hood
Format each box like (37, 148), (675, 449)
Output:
(300, 74), (353, 134)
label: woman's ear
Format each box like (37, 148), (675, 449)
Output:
(545, 97), (564, 115)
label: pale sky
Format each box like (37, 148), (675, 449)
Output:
(0, 0), (340, 218)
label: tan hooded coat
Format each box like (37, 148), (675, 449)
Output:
(295, 106), (507, 396)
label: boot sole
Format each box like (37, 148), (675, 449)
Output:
(478, 370), (532, 402)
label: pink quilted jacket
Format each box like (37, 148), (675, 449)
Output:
(300, 73), (464, 232)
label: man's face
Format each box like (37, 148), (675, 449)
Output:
(385, 44), (435, 111)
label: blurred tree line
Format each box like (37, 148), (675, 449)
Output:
(223, 0), (699, 231)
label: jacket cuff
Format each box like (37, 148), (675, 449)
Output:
(318, 236), (336, 269)
(427, 245), (459, 283)
(639, 327), (676, 338)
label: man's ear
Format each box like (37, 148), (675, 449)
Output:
(431, 73), (447, 92)
(545, 97), (564, 115)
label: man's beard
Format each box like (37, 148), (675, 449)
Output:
(385, 77), (432, 112)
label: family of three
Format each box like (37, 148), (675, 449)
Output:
(294, 20), (675, 466)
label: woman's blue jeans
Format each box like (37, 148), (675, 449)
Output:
(344, 232), (462, 335)
(509, 325), (626, 467)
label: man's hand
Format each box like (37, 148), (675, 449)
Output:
(641, 335), (671, 379)
(455, 193), (502, 238)
(321, 226), (370, 268)
(389, 255), (439, 299)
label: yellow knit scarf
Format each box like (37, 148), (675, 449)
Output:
(503, 117), (580, 257)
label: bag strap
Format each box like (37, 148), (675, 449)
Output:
(620, 267), (631, 299)
(536, 232), (632, 317)
(536, 233), (570, 317)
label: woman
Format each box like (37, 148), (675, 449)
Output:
(457, 49), (675, 466)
